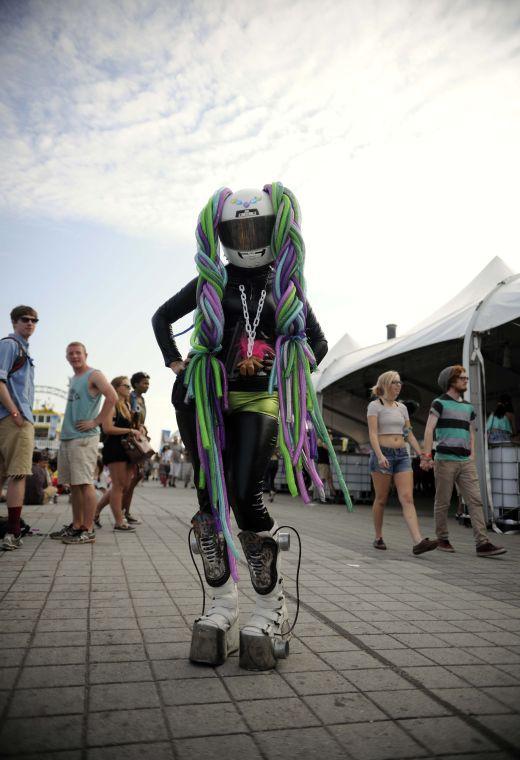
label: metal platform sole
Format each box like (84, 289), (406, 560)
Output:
(189, 618), (239, 666)
(239, 630), (290, 671)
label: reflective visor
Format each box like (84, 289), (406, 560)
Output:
(218, 215), (275, 252)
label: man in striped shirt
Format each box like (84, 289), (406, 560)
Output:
(422, 365), (506, 557)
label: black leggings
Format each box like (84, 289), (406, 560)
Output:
(175, 405), (278, 532)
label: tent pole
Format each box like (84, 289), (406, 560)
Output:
(461, 276), (520, 530)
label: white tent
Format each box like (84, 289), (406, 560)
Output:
(316, 256), (520, 525)
(317, 257), (516, 394)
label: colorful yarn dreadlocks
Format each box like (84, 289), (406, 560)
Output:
(185, 183), (352, 571)
(263, 182), (353, 510)
(183, 186), (240, 580)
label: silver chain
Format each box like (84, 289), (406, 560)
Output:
(239, 284), (267, 358)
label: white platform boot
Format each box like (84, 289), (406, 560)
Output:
(189, 513), (239, 666)
(238, 524), (291, 670)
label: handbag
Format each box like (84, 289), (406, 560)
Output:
(121, 433), (155, 464)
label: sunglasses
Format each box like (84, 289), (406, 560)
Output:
(390, 381), (403, 386)
(456, 376), (469, 381)
(20, 316), (39, 324)
(120, 384), (131, 389)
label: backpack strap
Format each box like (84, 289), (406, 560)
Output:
(0, 337), (28, 378)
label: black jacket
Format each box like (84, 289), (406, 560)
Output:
(152, 263), (328, 396)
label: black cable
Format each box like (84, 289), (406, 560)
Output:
(273, 524), (302, 637)
(187, 527), (206, 616)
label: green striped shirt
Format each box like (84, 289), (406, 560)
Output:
(431, 394), (475, 461)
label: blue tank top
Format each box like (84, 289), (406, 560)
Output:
(61, 369), (102, 440)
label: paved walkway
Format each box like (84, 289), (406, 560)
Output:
(1, 483), (519, 760)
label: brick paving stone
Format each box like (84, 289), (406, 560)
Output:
(433, 687), (514, 715)
(36, 617), (88, 633)
(159, 677), (230, 705)
(402, 666), (469, 689)
(18, 664), (86, 688)
(8, 685), (85, 717)
(354, 634), (406, 650)
(1, 649), (25, 667)
(477, 714), (520, 747)
(330, 720), (427, 759)
(318, 650), (384, 670)
(238, 696), (320, 731)
(90, 630), (144, 646)
(166, 702), (247, 738)
(89, 681), (160, 711)
(447, 664), (520, 688)
(141, 627), (191, 643)
(32, 631), (88, 648)
(368, 688), (452, 719)
(145, 641), (189, 660)
(89, 661), (154, 684)
(151, 658), (221, 680)
(275, 651), (333, 673)
(0, 714), (83, 754)
(470, 646), (520, 664)
(254, 727), (345, 760)
(483, 685), (520, 710)
(87, 708), (168, 746)
(399, 716), (499, 755)
(283, 670), (357, 696)
(87, 742), (175, 760)
(374, 649), (437, 667)
(413, 647), (486, 666)
(342, 667), (414, 691)
(175, 733), (262, 760)
(0, 633), (31, 648)
(302, 635), (364, 652)
(304, 691), (387, 724)
(89, 644), (148, 663)
(219, 673), (292, 701)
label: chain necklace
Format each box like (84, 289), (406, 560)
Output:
(239, 284), (266, 358)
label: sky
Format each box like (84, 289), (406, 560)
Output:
(1, 0), (520, 446)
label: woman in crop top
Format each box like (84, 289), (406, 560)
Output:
(367, 371), (438, 556)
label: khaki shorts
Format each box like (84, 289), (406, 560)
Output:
(0, 416), (34, 478)
(58, 436), (99, 486)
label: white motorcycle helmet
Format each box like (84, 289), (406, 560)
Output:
(218, 188), (275, 268)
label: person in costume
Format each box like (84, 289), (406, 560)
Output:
(152, 184), (351, 670)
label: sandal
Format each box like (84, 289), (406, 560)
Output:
(373, 538), (387, 550)
(113, 523), (136, 532)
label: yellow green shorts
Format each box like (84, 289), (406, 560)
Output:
(227, 392), (279, 419)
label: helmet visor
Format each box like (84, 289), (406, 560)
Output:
(218, 215), (275, 252)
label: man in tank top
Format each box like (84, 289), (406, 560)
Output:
(53, 342), (117, 545)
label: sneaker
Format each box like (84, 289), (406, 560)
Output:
(62, 529), (95, 545)
(50, 523), (73, 540)
(413, 538), (439, 556)
(476, 541), (507, 557)
(94, 516), (102, 528)
(373, 538), (387, 550)
(437, 539), (455, 552)
(113, 523), (136, 532)
(2, 533), (23, 551)
(126, 514), (142, 525)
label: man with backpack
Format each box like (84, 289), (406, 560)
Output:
(0, 305), (38, 551)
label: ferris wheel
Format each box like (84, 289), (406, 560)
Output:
(34, 385), (68, 411)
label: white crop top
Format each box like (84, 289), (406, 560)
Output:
(367, 399), (408, 435)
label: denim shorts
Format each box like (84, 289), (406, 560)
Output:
(369, 446), (412, 475)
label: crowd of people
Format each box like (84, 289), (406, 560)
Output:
(0, 305), (154, 550)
